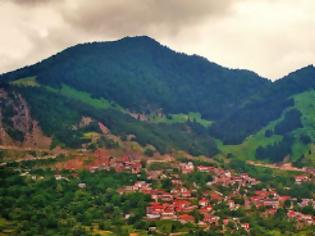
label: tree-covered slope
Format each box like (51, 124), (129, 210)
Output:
(14, 85), (218, 156)
(210, 65), (315, 144)
(0, 36), (269, 120)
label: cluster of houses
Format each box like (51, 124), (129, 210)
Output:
(57, 149), (142, 174)
(210, 171), (259, 187)
(87, 149), (142, 174)
(117, 161), (260, 231)
(118, 179), (246, 230)
(305, 167), (315, 175)
(116, 160), (315, 231)
(298, 198), (315, 208)
(295, 175), (311, 184)
(180, 162), (260, 188)
(55, 153), (315, 230)
(245, 189), (290, 210)
(287, 210), (315, 225)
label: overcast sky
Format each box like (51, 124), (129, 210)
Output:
(0, 0), (314, 80)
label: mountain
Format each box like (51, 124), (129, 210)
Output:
(0, 36), (269, 120)
(0, 36), (314, 165)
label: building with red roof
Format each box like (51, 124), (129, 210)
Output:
(199, 197), (209, 207)
(178, 214), (194, 224)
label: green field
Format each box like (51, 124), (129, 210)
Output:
(46, 84), (123, 111)
(217, 119), (283, 161)
(10, 76), (40, 87)
(11, 77), (122, 111)
(0, 217), (15, 235)
(149, 112), (212, 127)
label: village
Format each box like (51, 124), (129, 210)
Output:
(52, 148), (315, 234)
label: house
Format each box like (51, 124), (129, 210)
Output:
(180, 162), (194, 174)
(78, 183), (86, 189)
(198, 220), (208, 228)
(305, 168), (315, 175)
(151, 190), (171, 201)
(147, 170), (163, 180)
(55, 174), (63, 180)
(181, 189), (192, 198)
(199, 205), (213, 214)
(199, 198), (209, 207)
(132, 181), (152, 192)
(181, 205), (198, 213)
(159, 192), (173, 202)
(171, 179), (183, 186)
(146, 213), (160, 220)
(264, 208), (277, 217)
(174, 199), (191, 208)
(197, 165), (214, 173)
(174, 199), (192, 212)
(228, 200), (239, 210)
(146, 202), (164, 219)
(287, 210), (315, 225)
(209, 191), (223, 202)
(255, 190), (277, 198)
(263, 199), (279, 209)
(241, 223), (250, 232)
(54, 174), (69, 181)
(203, 214), (220, 224)
(94, 148), (110, 161)
(178, 214), (195, 224)
(161, 206), (176, 220)
(130, 161), (142, 174)
(299, 199), (315, 208)
(295, 175), (310, 184)
(250, 196), (263, 208)
(287, 210), (297, 218)
(278, 195), (291, 203)
(223, 219), (230, 225)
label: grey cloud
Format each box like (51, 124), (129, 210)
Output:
(9, 0), (57, 6)
(59, 0), (234, 36)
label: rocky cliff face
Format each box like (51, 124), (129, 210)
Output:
(0, 88), (51, 148)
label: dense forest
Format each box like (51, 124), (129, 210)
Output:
(255, 135), (294, 162)
(0, 36), (269, 121)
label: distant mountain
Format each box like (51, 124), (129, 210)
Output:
(216, 65), (315, 166)
(0, 36), (314, 165)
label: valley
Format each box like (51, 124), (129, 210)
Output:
(0, 36), (314, 235)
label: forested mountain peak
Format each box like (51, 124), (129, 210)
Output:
(0, 36), (269, 120)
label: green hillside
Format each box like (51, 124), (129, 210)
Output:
(148, 112), (212, 127)
(47, 84), (123, 111)
(217, 89), (315, 166)
(14, 84), (217, 156)
(291, 90), (315, 166)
